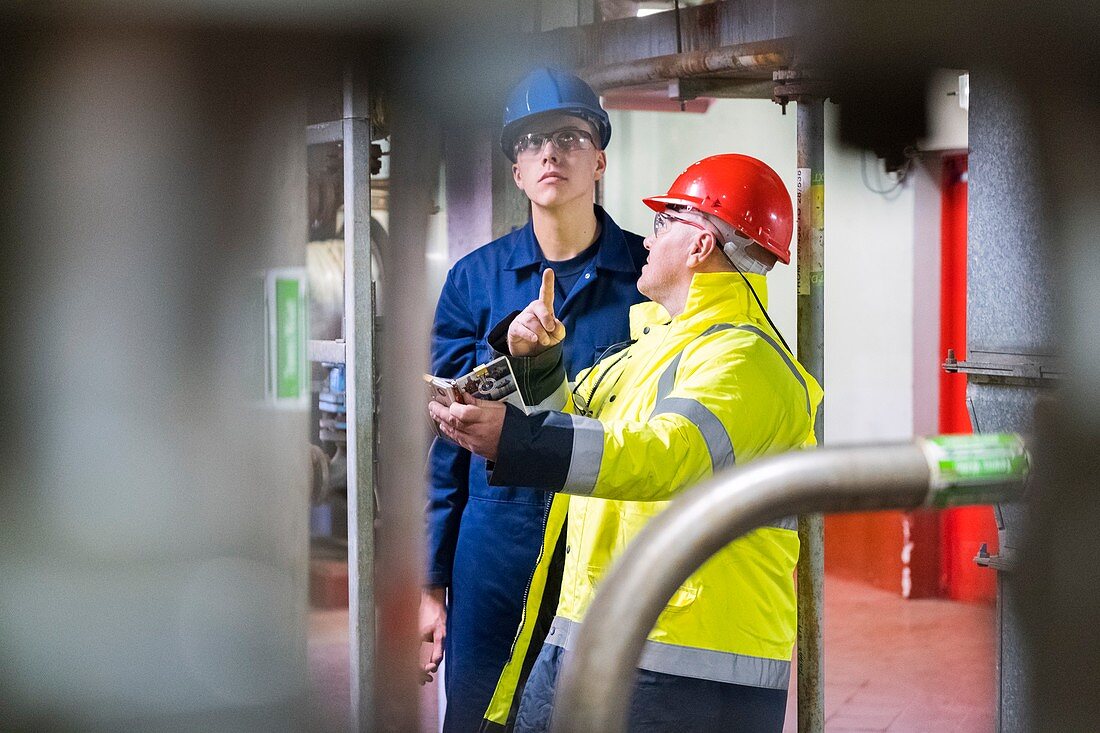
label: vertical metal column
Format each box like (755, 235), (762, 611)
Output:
(795, 96), (826, 733)
(375, 94), (439, 731)
(1021, 74), (1100, 733)
(342, 65), (377, 733)
(965, 73), (1054, 732)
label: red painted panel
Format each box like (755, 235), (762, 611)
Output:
(824, 510), (941, 598)
(939, 155), (970, 436)
(825, 512), (904, 594)
(938, 155), (998, 603)
(902, 510), (941, 599)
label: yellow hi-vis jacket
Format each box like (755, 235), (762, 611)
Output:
(481, 272), (823, 730)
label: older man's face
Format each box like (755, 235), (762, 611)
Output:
(638, 214), (693, 302)
(637, 209), (724, 306)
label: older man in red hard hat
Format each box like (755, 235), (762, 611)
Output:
(431, 154), (822, 732)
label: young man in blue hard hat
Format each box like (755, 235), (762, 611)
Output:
(420, 67), (649, 731)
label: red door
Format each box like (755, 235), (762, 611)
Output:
(938, 154), (998, 603)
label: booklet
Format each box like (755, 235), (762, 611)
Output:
(424, 354), (527, 413)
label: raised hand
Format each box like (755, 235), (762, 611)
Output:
(507, 268), (567, 357)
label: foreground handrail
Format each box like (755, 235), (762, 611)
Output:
(551, 435), (1029, 732)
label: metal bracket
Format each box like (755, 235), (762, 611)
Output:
(943, 348), (1061, 385)
(669, 76), (777, 102)
(309, 339), (347, 364)
(975, 543), (1018, 573)
(307, 120), (345, 146)
(772, 69), (831, 113)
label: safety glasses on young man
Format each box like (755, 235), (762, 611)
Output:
(513, 128), (595, 159)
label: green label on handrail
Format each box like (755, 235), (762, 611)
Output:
(922, 433), (1029, 508)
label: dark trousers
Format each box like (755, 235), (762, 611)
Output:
(515, 643), (787, 733)
(442, 498), (547, 733)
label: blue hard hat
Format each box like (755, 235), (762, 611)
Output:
(500, 67), (612, 161)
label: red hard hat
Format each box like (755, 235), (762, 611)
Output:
(643, 154), (793, 264)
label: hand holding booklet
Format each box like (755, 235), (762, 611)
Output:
(424, 354), (528, 414)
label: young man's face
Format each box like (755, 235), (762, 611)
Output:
(511, 113), (606, 211)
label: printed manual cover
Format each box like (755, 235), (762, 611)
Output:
(425, 355), (527, 412)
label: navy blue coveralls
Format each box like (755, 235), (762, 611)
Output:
(428, 205), (647, 732)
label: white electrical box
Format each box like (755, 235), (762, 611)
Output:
(920, 68), (969, 153)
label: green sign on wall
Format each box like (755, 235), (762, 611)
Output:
(275, 277), (302, 399)
(265, 268), (308, 407)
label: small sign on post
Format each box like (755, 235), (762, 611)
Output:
(265, 267), (309, 408)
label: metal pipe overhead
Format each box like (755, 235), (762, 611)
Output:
(795, 95), (827, 733)
(551, 436), (1029, 733)
(578, 42), (789, 92)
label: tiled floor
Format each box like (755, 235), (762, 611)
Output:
(309, 575), (996, 732)
(308, 608), (353, 732)
(783, 576), (995, 732)
(308, 608), (440, 732)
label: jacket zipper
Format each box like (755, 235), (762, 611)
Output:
(505, 490), (554, 664)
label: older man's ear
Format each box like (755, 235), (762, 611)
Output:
(686, 231), (720, 269)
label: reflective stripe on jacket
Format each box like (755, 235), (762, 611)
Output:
(481, 271), (823, 730)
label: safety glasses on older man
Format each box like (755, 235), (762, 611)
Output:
(652, 209), (722, 239)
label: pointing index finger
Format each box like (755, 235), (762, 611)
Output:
(540, 268), (556, 313)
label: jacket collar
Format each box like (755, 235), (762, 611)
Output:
(504, 205), (639, 274)
(680, 271), (767, 325)
(631, 271), (769, 330)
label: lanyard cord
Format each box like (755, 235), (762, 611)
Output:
(569, 264), (789, 417)
(571, 339), (635, 417)
(731, 262), (794, 355)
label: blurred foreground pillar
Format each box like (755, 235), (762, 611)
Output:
(1020, 73), (1100, 733)
(0, 24), (312, 730)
